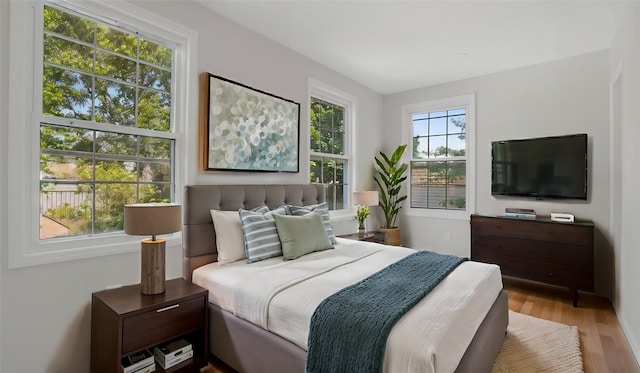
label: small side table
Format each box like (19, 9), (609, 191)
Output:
(338, 231), (386, 244)
(90, 278), (208, 373)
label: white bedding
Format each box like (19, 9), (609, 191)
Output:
(193, 238), (503, 373)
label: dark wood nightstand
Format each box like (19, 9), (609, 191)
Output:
(91, 278), (208, 373)
(338, 231), (386, 244)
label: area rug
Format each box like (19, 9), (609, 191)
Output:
(492, 311), (583, 373)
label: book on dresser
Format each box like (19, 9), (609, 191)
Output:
(504, 207), (536, 219)
(154, 338), (193, 369)
(122, 349), (154, 373)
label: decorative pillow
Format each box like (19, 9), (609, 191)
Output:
(239, 205), (289, 263)
(287, 202), (337, 244)
(273, 213), (333, 260)
(210, 205), (269, 265)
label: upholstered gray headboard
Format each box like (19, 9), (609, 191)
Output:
(182, 184), (326, 281)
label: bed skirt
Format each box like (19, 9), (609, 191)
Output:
(208, 290), (508, 373)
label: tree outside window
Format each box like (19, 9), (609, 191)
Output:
(39, 5), (175, 239)
(309, 97), (348, 210)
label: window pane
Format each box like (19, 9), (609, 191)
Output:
(429, 111), (447, 118)
(40, 182), (93, 238)
(429, 135), (447, 157)
(140, 40), (172, 68)
(96, 132), (136, 156)
(94, 160), (137, 182)
(429, 117), (446, 135)
(43, 65), (92, 120)
(413, 136), (428, 159)
(138, 89), (171, 131)
(93, 183), (137, 233)
(95, 50), (137, 84)
(140, 183), (171, 203)
(40, 125), (93, 152)
(96, 25), (137, 58)
(310, 125), (322, 153)
(44, 34), (94, 73)
(448, 114), (466, 135)
(309, 158), (321, 183)
(44, 6), (94, 44)
(139, 161), (171, 182)
(140, 137), (171, 159)
(410, 160), (466, 210)
(139, 63), (171, 92)
(448, 108), (465, 116)
(94, 78), (136, 126)
(41, 155), (92, 181)
(447, 134), (465, 156)
(413, 118), (428, 136)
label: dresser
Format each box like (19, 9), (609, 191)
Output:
(470, 214), (594, 306)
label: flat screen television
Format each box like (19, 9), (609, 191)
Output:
(491, 133), (588, 200)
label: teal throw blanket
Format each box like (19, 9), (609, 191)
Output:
(306, 250), (467, 373)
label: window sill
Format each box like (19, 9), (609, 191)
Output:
(9, 232), (182, 269)
(403, 208), (471, 221)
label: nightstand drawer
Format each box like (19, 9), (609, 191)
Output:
(122, 295), (205, 354)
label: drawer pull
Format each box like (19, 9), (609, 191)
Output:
(156, 304), (180, 313)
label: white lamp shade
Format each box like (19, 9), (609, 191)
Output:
(353, 191), (379, 206)
(124, 203), (182, 236)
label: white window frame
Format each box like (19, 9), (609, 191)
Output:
(308, 78), (357, 218)
(7, 0), (197, 268)
(400, 93), (476, 220)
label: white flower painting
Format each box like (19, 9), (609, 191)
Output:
(206, 74), (300, 172)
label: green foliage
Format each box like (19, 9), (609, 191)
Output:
(374, 144), (408, 228)
(355, 205), (371, 226)
(440, 197), (466, 209)
(40, 6), (174, 238)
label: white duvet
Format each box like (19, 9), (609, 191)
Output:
(193, 238), (503, 373)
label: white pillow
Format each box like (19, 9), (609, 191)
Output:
(210, 210), (246, 265)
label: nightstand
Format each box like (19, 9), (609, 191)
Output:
(338, 231), (386, 244)
(91, 278), (208, 373)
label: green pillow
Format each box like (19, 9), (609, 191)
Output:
(273, 213), (333, 260)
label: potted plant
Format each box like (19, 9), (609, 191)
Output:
(374, 144), (408, 245)
(355, 205), (371, 236)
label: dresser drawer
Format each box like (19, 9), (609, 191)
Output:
(122, 295), (205, 354)
(471, 235), (593, 269)
(471, 216), (593, 246)
(473, 253), (593, 291)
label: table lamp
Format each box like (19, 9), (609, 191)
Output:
(353, 191), (379, 236)
(124, 203), (181, 295)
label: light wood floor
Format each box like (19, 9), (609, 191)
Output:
(203, 277), (639, 373)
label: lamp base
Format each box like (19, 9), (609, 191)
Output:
(141, 239), (166, 295)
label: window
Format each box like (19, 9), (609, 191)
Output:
(308, 80), (355, 212)
(7, 0), (196, 267)
(39, 5), (175, 239)
(402, 94), (475, 217)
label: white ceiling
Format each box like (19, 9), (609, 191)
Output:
(197, 0), (627, 95)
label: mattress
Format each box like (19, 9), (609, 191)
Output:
(193, 238), (503, 373)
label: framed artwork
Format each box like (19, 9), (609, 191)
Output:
(205, 73), (300, 172)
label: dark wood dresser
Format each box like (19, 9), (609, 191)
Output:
(470, 214), (594, 306)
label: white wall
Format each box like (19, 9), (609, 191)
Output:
(382, 51), (612, 297)
(609, 1), (640, 362)
(0, 1), (383, 372)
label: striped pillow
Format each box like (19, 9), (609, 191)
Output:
(239, 205), (289, 263)
(288, 202), (337, 245)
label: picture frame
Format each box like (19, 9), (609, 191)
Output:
(205, 73), (300, 172)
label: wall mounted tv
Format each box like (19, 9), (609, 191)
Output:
(491, 133), (588, 200)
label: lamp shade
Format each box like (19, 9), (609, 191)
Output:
(353, 191), (379, 206)
(124, 203), (182, 236)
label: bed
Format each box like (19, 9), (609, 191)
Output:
(182, 184), (508, 373)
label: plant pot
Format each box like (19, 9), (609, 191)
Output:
(380, 227), (401, 246)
